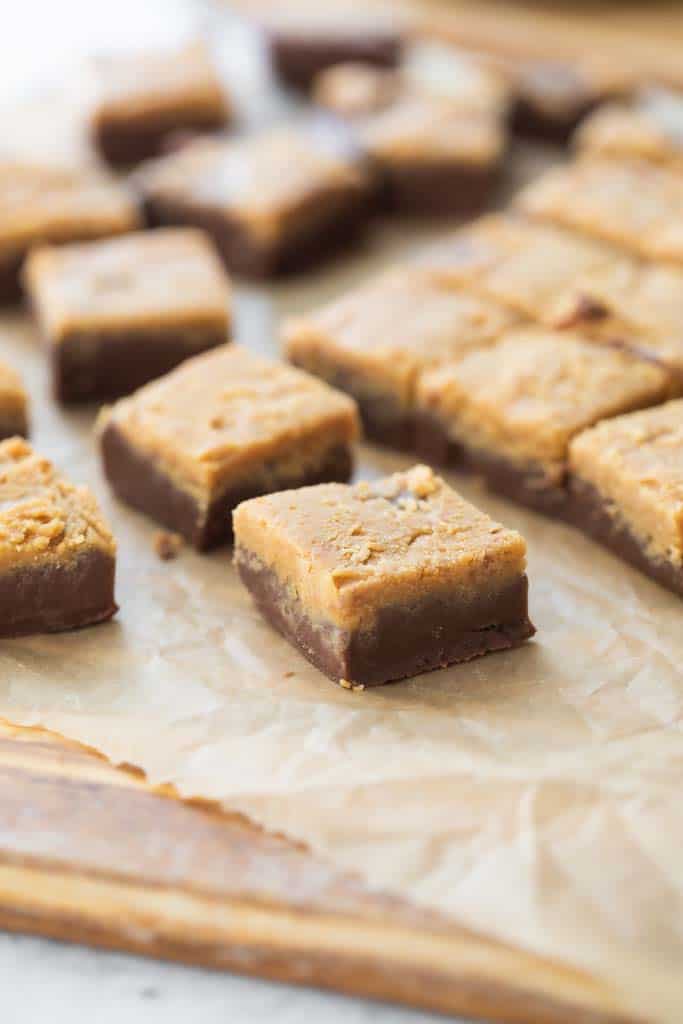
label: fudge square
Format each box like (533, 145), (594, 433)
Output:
(0, 162), (140, 304)
(234, 465), (535, 687)
(90, 41), (231, 168)
(0, 438), (117, 636)
(284, 266), (519, 449)
(569, 401), (683, 596)
(416, 327), (673, 515)
(0, 361), (28, 439)
(24, 229), (231, 403)
(517, 158), (683, 265)
(134, 127), (373, 278)
(98, 345), (360, 550)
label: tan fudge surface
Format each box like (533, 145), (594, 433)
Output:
(0, 361), (28, 426)
(576, 103), (683, 172)
(92, 40), (228, 124)
(233, 464), (527, 631)
(417, 327), (672, 485)
(284, 267), (518, 409)
(100, 345), (360, 506)
(517, 158), (683, 264)
(418, 213), (616, 320)
(0, 437), (115, 572)
(569, 400), (683, 566)
(135, 129), (369, 242)
(0, 162), (140, 258)
(24, 229), (231, 339)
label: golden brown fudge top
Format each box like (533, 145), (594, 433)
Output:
(100, 346), (360, 503)
(234, 464), (527, 629)
(417, 327), (671, 481)
(576, 102), (683, 172)
(0, 162), (140, 257)
(570, 400), (683, 565)
(0, 438), (115, 571)
(135, 129), (369, 241)
(0, 361), (27, 416)
(91, 41), (229, 123)
(24, 229), (231, 338)
(517, 158), (683, 264)
(418, 213), (616, 320)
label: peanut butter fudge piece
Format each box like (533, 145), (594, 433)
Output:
(418, 213), (616, 321)
(234, 464), (534, 687)
(90, 41), (231, 168)
(135, 127), (373, 278)
(0, 162), (140, 304)
(416, 328), (672, 514)
(24, 229), (231, 404)
(575, 99), (683, 173)
(98, 345), (359, 549)
(0, 438), (117, 636)
(569, 401), (683, 595)
(0, 362), (28, 439)
(314, 64), (505, 216)
(517, 158), (683, 265)
(285, 267), (518, 449)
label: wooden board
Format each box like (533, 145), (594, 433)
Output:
(0, 721), (638, 1024)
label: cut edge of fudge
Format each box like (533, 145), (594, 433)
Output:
(233, 464), (535, 687)
(0, 361), (29, 440)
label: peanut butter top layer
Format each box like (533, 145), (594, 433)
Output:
(0, 162), (140, 256)
(576, 102), (683, 172)
(418, 213), (616, 320)
(24, 229), (231, 338)
(135, 129), (369, 239)
(569, 400), (683, 564)
(233, 465), (527, 629)
(284, 268), (518, 407)
(100, 346), (359, 502)
(0, 438), (115, 571)
(417, 328), (671, 479)
(517, 158), (683, 264)
(0, 361), (27, 413)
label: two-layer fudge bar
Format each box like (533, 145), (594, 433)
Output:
(575, 100), (683, 173)
(418, 213), (617, 321)
(134, 127), (374, 277)
(0, 362), (28, 439)
(234, 464), (535, 687)
(0, 438), (117, 636)
(569, 401), (683, 596)
(90, 41), (231, 167)
(98, 345), (359, 549)
(517, 158), (683, 265)
(314, 64), (505, 216)
(416, 327), (672, 514)
(285, 267), (518, 448)
(0, 162), (140, 304)
(24, 229), (231, 403)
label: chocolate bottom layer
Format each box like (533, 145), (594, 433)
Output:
(0, 546), (117, 638)
(0, 253), (24, 307)
(0, 412), (28, 441)
(380, 159), (500, 218)
(94, 111), (228, 169)
(52, 327), (227, 404)
(237, 553), (535, 687)
(569, 475), (683, 597)
(511, 96), (602, 145)
(268, 35), (401, 91)
(101, 421), (353, 550)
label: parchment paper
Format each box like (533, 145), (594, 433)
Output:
(1, 55), (683, 1024)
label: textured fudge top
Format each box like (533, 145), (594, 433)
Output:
(24, 229), (231, 338)
(0, 438), (115, 570)
(0, 162), (139, 256)
(91, 41), (228, 122)
(100, 346), (359, 500)
(418, 213), (615, 320)
(570, 400), (683, 564)
(576, 102), (683, 171)
(234, 464), (527, 629)
(0, 361), (27, 412)
(135, 128), (369, 236)
(517, 158), (683, 264)
(418, 328), (671, 476)
(284, 268), (518, 405)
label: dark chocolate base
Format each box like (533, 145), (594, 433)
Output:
(510, 96), (602, 145)
(380, 160), (500, 218)
(0, 254), (24, 307)
(51, 327), (228, 404)
(236, 553), (535, 686)
(569, 475), (683, 597)
(100, 421), (353, 550)
(0, 546), (117, 637)
(93, 110), (229, 169)
(268, 33), (402, 92)
(0, 413), (28, 441)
